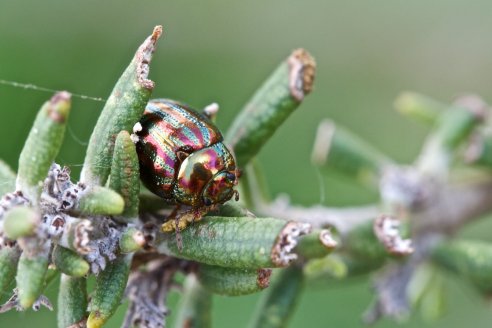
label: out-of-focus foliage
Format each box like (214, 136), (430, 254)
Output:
(2, 1), (492, 327)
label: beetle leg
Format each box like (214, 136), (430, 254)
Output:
(170, 205), (183, 251)
(169, 205), (183, 252)
(174, 215), (183, 251)
(176, 150), (189, 163)
(161, 205), (184, 250)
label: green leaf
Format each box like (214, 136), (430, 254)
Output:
(119, 227), (145, 253)
(0, 160), (16, 196)
(16, 252), (49, 309)
(3, 206), (39, 239)
(87, 254), (132, 328)
(57, 274), (88, 328)
(226, 49), (315, 167)
(394, 92), (446, 126)
(311, 120), (391, 188)
(0, 246), (21, 296)
(160, 216), (310, 269)
(198, 264), (271, 296)
(294, 229), (337, 260)
(16, 92), (71, 203)
(432, 239), (492, 293)
(74, 186), (124, 216)
(81, 26), (162, 186)
(52, 245), (90, 277)
(109, 131), (140, 221)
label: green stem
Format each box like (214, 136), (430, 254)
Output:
(138, 192), (172, 214)
(295, 229), (337, 260)
(342, 220), (387, 266)
(417, 96), (485, 175)
(248, 266), (305, 328)
(240, 160), (271, 209)
(464, 132), (492, 168)
(173, 274), (212, 328)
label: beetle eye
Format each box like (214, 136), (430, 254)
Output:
(226, 172), (236, 182)
(203, 198), (212, 206)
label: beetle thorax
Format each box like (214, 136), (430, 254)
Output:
(174, 143), (237, 207)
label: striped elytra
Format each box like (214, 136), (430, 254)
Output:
(133, 99), (238, 207)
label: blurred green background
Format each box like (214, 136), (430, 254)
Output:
(2, 0), (492, 327)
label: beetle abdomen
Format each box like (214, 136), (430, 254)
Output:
(146, 99), (222, 149)
(135, 99), (224, 200)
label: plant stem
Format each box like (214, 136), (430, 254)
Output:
(173, 274), (212, 328)
(248, 266), (305, 328)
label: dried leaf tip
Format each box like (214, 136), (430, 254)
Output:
(311, 119), (335, 166)
(271, 221), (311, 266)
(319, 229), (338, 249)
(257, 269), (272, 289)
(48, 91), (71, 123)
(136, 25), (163, 90)
(58, 219), (92, 255)
(373, 215), (413, 256)
(453, 94), (489, 122)
(288, 48), (316, 101)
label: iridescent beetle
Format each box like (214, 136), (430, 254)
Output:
(132, 99), (239, 232)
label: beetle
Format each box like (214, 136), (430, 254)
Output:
(132, 99), (239, 231)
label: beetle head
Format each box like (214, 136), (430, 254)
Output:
(202, 170), (238, 206)
(175, 143), (238, 207)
